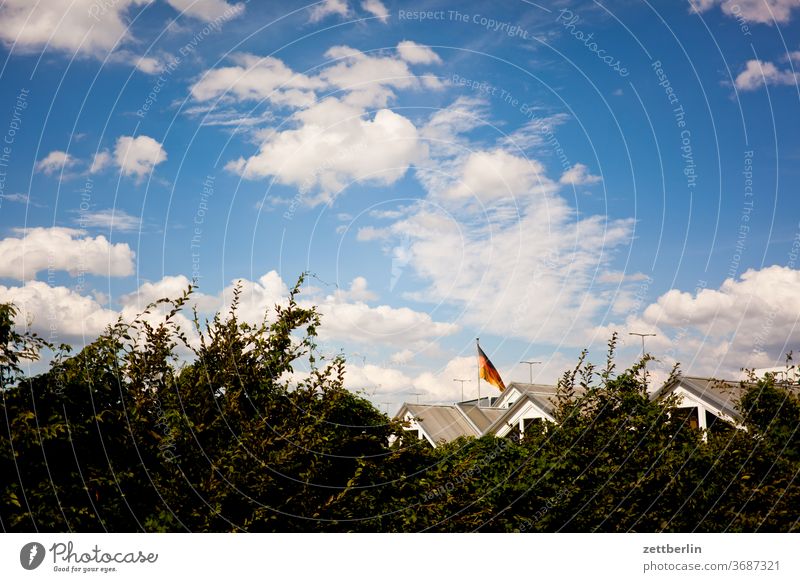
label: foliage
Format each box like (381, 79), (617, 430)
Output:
(1, 290), (799, 532)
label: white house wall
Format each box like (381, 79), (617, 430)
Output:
(493, 400), (554, 438)
(671, 385), (738, 430)
(402, 411), (435, 446)
(494, 385), (524, 409)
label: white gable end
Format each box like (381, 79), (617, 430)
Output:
(493, 399), (554, 437)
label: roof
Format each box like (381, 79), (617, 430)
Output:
(397, 375), (781, 446)
(494, 382), (559, 408)
(401, 403), (479, 444)
(456, 403), (507, 433)
(484, 391), (559, 435)
(653, 376), (750, 421)
(505, 382), (561, 395)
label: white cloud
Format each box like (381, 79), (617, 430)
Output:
(165, 0), (244, 22)
(308, 0), (349, 22)
(361, 0), (389, 22)
(114, 135), (167, 179)
(500, 113), (571, 152)
(90, 150), (113, 174)
(317, 298), (458, 347)
(195, 45), (445, 202)
(0, 0), (241, 64)
(0, 277), (203, 348)
(559, 163), (602, 186)
(343, 355), (476, 404)
(642, 266), (800, 340)
(0, 0), (152, 56)
(119, 274), (220, 314)
(691, 0), (800, 24)
(319, 45), (422, 108)
(190, 53), (322, 107)
(597, 271), (651, 285)
(0, 193), (29, 204)
(122, 270), (456, 349)
(133, 55), (163, 74)
(391, 205), (633, 344)
(419, 97), (490, 165)
(396, 40), (442, 65)
(0, 281), (119, 342)
(389, 348), (415, 364)
(106, 50), (169, 74)
(78, 209), (142, 232)
(441, 149), (557, 202)
(592, 265), (800, 379)
(35, 151), (77, 175)
(226, 98), (427, 201)
(333, 276), (377, 302)
(735, 59), (798, 90)
(356, 114), (634, 346)
(0, 227), (135, 280)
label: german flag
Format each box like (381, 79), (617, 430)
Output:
(478, 344), (505, 391)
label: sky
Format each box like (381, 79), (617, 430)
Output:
(1, 0), (799, 413)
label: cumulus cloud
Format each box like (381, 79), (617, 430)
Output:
(691, 0), (800, 24)
(165, 0), (244, 22)
(361, 0), (389, 22)
(194, 44), (434, 110)
(317, 298), (458, 347)
(0, 0), (244, 57)
(592, 265), (800, 379)
(341, 356), (474, 404)
(441, 149), (557, 202)
(333, 276), (378, 302)
(132, 55), (164, 74)
(226, 98), (426, 201)
(735, 59), (798, 90)
(308, 0), (349, 22)
(0, 227), (135, 280)
(194, 44), (447, 203)
(35, 151), (77, 175)
(341, 353), (554, 407)
(374, 200), (632, 344)
(0, 0), (151, 55)
(0, 281), (119, 342)
(114, 135), (167, 179)
(0, 277), (203, 348)
(0, 268), (456, 360)
(319, 45), (425, 108)
(642, 266), (800, 341)
(560, 163), (602, 186)
(190, 53), (322, 107)
(396, 40), (442, 65)
(90, 150), (113, 174)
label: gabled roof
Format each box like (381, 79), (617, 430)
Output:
(652, 376), (750, 421)
(399, 403), (480, 444)
(485, 391), (558, 435)
(494, 382), (560, 408)
(456, 403), (507, 433)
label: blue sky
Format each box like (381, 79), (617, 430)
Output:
(1, 0), (800, 411)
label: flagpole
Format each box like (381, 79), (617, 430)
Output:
(476, 337), (481, 409)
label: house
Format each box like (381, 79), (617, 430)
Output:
(651, 375), (747, 432)
(396, 381), (583, 446)
(395, 376), (751, 447)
